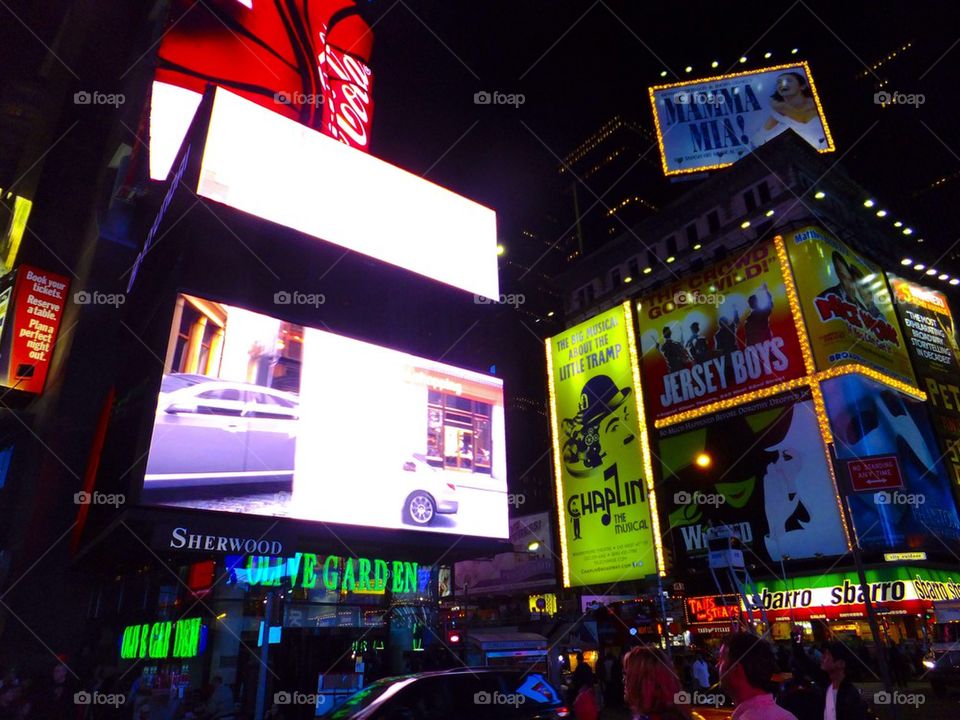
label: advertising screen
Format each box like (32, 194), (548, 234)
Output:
(637, 240), (806, 421)
(822, 373), (960, 551)
(657, 388), (848, 571)
(0, 265), (70, 394)
(649, 62), (833, 176)
(453, 513), (555, 595)
(784, 226), (915, 385)
(141, 294), (508, 539)
(546, 304), (658, 587)
(889, 276), (960, 486)
(150, 0), (374, 180)
(197, 88), (499, 301)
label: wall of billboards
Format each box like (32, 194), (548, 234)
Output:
(142, 293), (509, 540)
(548, 225), (960, 585)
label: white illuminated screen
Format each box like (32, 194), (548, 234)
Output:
(142, 295), (509, 539)
(195, 88), (500, 300)
(149, 81), (203, 182)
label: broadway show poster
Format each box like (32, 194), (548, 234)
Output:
(657, 389), (848, 571)
(822, 373), (960, 551)
(649, 62), (833, 176)
(889, 276), (960, 486)
(637, 240), (806, 421)
(546, 304), (657, 587)
(785, 226), (915, 385)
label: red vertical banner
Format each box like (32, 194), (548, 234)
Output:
(0, 265), (70, 393)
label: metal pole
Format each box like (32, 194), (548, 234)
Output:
(254, 590), (273, 720)
(656, 571), (673, 659)
(843, 497), (899, 720)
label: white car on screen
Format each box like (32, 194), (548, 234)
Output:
(399, 455), (458, 526)
(143, 374), (299, 492)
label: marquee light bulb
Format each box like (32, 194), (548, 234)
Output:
(695, 453), (712, 469)
(739, 56), (747, 63)
(877, 210), (888, 217)
(914, 263), (925, 270)
(711, 60), (719, 68)
(900, 258), (912, 266)
(863, 199), (875, 208)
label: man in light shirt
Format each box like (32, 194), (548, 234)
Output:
(692, 654), (711, 691)
(719, 632), (798, 720)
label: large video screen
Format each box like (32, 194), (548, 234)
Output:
(196, 88), (499, 301)
(648, 62), (833, 176)
(141, 294), (509, 539)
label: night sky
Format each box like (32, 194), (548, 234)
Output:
(368, 1), (960, 264)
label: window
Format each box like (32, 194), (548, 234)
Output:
(743, 189), (757, 213)
(628, 257), (639, 278)
(647, 249), (657, 267)
(574, 287), (586, 309)
(707, 209), (721, 233)
(427, 394), (493, 473)
(611, 267), (622, 288)
(665, 235), (677, 256)
(585, 283), (595, 304)
(686, 223), (699, 245)
(757, 180), (771, 204)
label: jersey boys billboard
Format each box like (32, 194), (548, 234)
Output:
(142, 294), (508, 539)
(649, 62), (833, 176)
(657, 389), (847, 570)
(546, 304), (657, 587)
(637, 241), (805, 421)
(889, 276), (960, 486)
(150, 0), (374, 179)
(785, 226), (915, 385)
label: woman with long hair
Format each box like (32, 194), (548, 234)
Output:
(622, 645), (693, 720)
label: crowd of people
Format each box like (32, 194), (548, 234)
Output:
(0, 659), (242, 720)
(565, 635), (925, 720)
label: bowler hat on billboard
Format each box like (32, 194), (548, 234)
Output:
(576, 375), (632, 428)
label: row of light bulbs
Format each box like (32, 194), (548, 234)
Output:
(659, 48), (800, 78)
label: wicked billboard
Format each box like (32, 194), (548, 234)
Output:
(783, 226), (915, 385)
(822, 373), (960, 551)
(657, 388), (847, 571)
(637, 240), (805, 421)
(546, 304), (658, 587)
(889, 276), (960, 487)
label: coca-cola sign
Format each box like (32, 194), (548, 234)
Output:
(149, 0), (374, 178)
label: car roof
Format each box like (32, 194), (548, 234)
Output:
(164, 374), (299, 399)
(379, 667), (547, 683)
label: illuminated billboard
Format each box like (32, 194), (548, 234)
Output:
(150, 0), (374, 180)
(784, 226), (915, 385)
(546, 303), (660, 587)
(637, 240), (806, 421)
(649, 62), (833, 176)
(197, 88), (499, 300)
(142, 294), (508, 539)
(0, 265), (70, 394)
(657, 388), (848, 570)
(453, 513), (555, 594)
(0, 188), (31, 275)
(889, 276), (960, 486)
(822, 373), (960, 551)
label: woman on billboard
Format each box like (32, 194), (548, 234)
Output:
(754, 72), (827, 150)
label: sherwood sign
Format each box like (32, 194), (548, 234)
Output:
(167, 527), (283, 555)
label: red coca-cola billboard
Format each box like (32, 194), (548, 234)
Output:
(150, 0), (374, 178)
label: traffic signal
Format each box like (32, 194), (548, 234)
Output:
(447, 629), (462, 645)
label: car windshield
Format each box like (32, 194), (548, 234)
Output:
(327, 678), (410, 718)
(160, 374), (206, 393)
